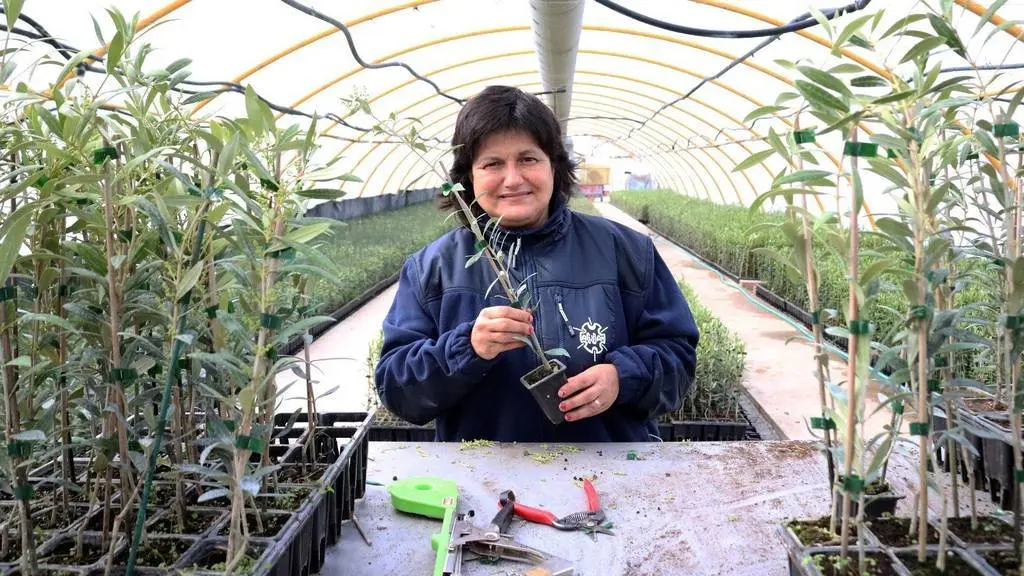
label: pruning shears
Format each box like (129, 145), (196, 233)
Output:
(501, 478), (615, 540)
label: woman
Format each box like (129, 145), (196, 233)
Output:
(374, 85), (699, 442)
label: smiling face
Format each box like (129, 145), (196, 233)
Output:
(470, 130), (554, 229)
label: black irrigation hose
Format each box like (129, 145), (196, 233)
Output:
(0, 19), (452, 141)
(277, 0), (465, 105)
(619, 1), (873, 142)
(592, 0), (872, 39)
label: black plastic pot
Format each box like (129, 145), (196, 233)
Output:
(369, 424), (436, 442)
(658, 419), (748, 441)
(521, 358), (569, 425)
(831, 487), (904, 520)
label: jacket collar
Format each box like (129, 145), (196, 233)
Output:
(490, 198), (570, 247)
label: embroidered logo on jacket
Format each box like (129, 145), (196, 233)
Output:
(577, 318), (608, 360)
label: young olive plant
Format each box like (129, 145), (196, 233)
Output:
(736, 2), (1011, 570)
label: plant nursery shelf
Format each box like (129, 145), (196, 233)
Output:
(323, 440), (937, 575)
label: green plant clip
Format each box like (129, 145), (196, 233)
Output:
(260, 313), (283, 330)
(1003, 314), (1024, 331)
(0, 286), (16, 302)
(928, 379), (942, 393)
(886, 149), (898, 159)
(270, 247), (296, 261)
(13, 485), (34, 501)
(842, 474), (864, 495)
(844, 141), (878, 158)
(810, 310), (824, 326)
(235, 435), (267, 453)
(441, 183), (453, 196)
(847, 320), (871, 335)
(909, 422), (929, 436)
(259, 178), (280, 192)
(92, 146), (119, 164)
(810, 416), (837, 430)
(994, 122), (1020, 138)
(909, 305), (931, 321)
(626, 450), (637, 460)
(6, 441), (31, 458)
(205, 305), (219, 319)
(793, 130), (816, 145)
(98, 436), (119, 456)
(474, 240), (487, 252)
(111, 368), (138, 384)
(892, 401), (904, 415)
(265, 347), (278, 362)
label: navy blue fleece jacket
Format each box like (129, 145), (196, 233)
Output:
(373, 201), (699, 442)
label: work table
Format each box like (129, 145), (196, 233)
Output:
(321, 440), (894, 575)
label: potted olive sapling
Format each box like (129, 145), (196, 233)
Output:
(356, 98), (571, 423)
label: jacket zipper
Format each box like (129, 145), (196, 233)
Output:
(554, 293), (575, 337)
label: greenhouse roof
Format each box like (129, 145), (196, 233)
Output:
(5, 0), (1024, 219)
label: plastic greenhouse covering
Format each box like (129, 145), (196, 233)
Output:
(2, 0), (1022, 225)
(7, 2), (1024, 574)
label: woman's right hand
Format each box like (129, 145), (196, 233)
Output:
(471, 306), (534, 360)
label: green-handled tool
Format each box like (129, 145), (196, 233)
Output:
(387, 477), (459, 576)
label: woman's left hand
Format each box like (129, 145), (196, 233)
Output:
(557, 364), (620, 422)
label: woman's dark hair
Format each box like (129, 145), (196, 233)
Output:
(441, 85), (577, 227)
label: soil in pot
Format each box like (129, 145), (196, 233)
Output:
(962, 397), (1008, 413)
(865, 516), (939, 548)
(256, 486), (312, 512)
(111, 537), (194, 569)
(84, 508), (124, 532)
(38, 538), (108, 566)
(149, 510), (222, 535)
(895, 550), (985, 575)
(806, 551), (900, 575)
(276, 464), (329, 484)
(35, 509), (81, 531)
(217, 512), (289, 538)
(184, 545), (263, 574)
(947, 516), (1016, 545)
(786, 516), (860, 546)
(976, 549), (1020, 575)
(0, 538), (21, 563)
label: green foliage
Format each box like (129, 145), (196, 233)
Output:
(302, 202), (454, 315)
(669, 281), (746, 422)
(611, 190), (997, 387)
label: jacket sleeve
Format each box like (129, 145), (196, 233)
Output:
(606, 239), (699, 421)
(373, 257), (497, 425)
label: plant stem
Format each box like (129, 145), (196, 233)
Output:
(909, 128), (930, 565)
(99, 155), (135, 504)
(58, 220), (74, 512)
(795, 115), (836, 491)
(124, 202), (210, 574)
(994, 128), (1024, 565)
(0, 284), (38, 575)
(840, 128), (861, 559)
(230, 205), (285, 567)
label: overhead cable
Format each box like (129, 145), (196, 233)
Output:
(591, 0), (872, 39)
(616, 2), (872, 141)
(0, 11), (497, 144)
(277, 0), (465, 105)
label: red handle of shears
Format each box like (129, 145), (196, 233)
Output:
(511, 502), (558, 526)
(583, 479), (600, 512)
